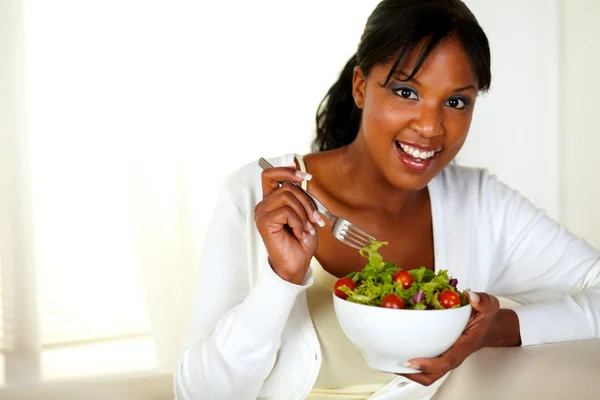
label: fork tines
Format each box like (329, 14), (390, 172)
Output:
(339, 222), (375, 249)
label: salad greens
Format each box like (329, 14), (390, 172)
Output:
(338, 240), (468, 309)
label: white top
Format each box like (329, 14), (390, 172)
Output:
(173, 153), (600, 400)
(306, 258), (397, 399)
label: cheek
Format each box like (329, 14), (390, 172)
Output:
(362, 95), (412, 139)
(442, 111), (474, 152)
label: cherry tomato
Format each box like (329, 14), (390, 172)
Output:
(439, 290), (461, 309)
(392, 270), (414, 289)
(334, 277), (357, 299)
(381, 294), (405, 309)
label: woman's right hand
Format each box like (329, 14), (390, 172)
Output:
(254, 164), (326, 285)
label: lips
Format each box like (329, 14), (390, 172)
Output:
(393, 141), (442, 172)
(395, 141), (441, 160)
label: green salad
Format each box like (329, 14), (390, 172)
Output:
(333, 241), (468, 310)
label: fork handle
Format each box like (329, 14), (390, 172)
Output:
(258, 158), (333, 221)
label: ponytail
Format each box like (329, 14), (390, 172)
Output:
(313, 54), (361, 152)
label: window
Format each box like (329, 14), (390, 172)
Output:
(1, 0), (370, 393)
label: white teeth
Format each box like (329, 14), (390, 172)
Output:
(398, 142), (438, 160)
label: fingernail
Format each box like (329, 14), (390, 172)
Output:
(313, 211), (326, 227)
(468, 291), (480, 303)
(295, 170), (312, 181)
(403, 362), (420, 370)
(306, 221), (316, 236)
(302, 232), (309, 245)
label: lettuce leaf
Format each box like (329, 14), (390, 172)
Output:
(342, 240), (466, 309)
(408, 266), (436, 283)
(431, 292), (444, 309)
(359, 240), (388, 269)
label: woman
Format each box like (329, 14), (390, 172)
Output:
(174, 0), (600, 399)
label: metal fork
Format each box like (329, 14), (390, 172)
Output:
(258, 157), (377, 250)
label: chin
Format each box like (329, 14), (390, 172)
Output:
(388, 172), (434, 192)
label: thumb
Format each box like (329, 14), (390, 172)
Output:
(467, 291), (499, 314)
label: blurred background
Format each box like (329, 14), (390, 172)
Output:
(0, 0), (598, 399)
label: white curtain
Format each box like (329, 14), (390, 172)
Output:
(0, 0), (377, 395)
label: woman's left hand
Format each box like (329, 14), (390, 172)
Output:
(400, 291), (501, 386)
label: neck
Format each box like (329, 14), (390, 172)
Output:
(338, 136), (428, 218)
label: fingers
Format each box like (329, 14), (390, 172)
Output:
(468, 291), (500, 314)
(266, 206), (309, 245)
(256, 204), (308, 245)
(399, 371), (447, 387)
(256, 180), (327, 245)
(261, 166), (312, 199)
(407, 352), (457, 376)
(399, 352), (459, 386)
(263, 184), (314, 231)
(259, 175), (325, 229)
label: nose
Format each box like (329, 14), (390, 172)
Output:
(409, 103), (443, 138)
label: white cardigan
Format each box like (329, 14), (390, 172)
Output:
(173, 153), (600, 400)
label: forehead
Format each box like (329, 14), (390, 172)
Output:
(380, 37), (478, 88)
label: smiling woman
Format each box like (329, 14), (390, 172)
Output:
(174, 1), (600, 400)
(349, 36), (480, 189)
(0, 0), (598, 399)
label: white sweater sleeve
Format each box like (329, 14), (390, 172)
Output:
(484, 173), (600, 346)
(173, 179), (310, 400)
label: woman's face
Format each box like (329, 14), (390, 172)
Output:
(352, 36), (478, 191)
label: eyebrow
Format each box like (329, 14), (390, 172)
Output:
(394, 71), (477, 93)
(395, 71), (421, 85)
(454, 85), (476, 92)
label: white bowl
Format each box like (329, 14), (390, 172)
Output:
(333, 293), (471, 374)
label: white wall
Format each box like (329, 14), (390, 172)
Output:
(459, 0), (600, 248)
(184, 0), (380, 163)
(458, 0), (560, 220)
(561, 0), (600, 248)
(183, 0), (381, 244)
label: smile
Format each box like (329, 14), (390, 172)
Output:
(393, 141), (442, 172)
(395, 141), (441, 161)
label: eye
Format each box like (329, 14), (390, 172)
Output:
(393, 86), (419, 100)
(445, 97), (469, 109)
